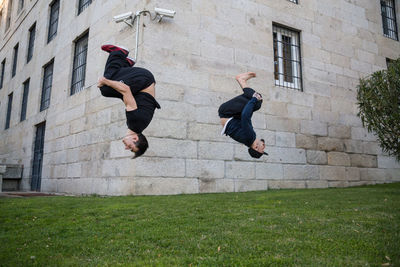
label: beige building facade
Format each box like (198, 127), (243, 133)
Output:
(0, 0), (399, 195)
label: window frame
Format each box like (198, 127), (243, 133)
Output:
(5, 92), (13, 130)
(27, 22), (36, 63)
(78, 0), (93, 15)
(47, 0), (60, 43)
(20, 78), (30, 122)
(40, 60), (54, 111)
(273, 24), (303, 91)
(0, 59), (5, 89)
(12, 43), (19, 78)
(70, 32), (89, 95)
(381, 0), (399, 40)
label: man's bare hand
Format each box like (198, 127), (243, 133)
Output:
(252, 92), (262, 101)
(97, 77), (107, 87)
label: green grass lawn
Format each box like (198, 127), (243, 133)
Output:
(1, 183), (399, 266)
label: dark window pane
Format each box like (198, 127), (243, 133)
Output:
(40, 61), (54, 111)
(381, 0), (398, 40)
(78, 0), (93, 15)
(0, 59), (5, 89)
(21, 79), (29, 121)
(5, 93), (13, 129)
(27, 23), (36, 63)
(71, 32), (89, 95)
(48, 0), (60, 43)
(12, 43), (19, 77)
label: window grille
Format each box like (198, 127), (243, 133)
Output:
(71, 32), (89, 95)
(40, 61), (54, 111)
(12, 43), (19, 77)
(0, 59), (5, 89)
(5, 93), (13, 129)
(27, 23), (36, 63)
(288, 0), (298, 4)
(48, 0), (60, 43)
(78, 0), (93, 15)
(20, 79), (29, 121)
(273, 24), (302, 90)
(381, 0), (398, 40)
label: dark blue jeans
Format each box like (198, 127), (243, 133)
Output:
(218, 87), (262, 119)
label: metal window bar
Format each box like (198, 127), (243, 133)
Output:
(0, 59), (5, 89)
(273, 24), (302, 91)
(48, 0), (60, 43)
(71, 33), (88, 95)
(5, 93), (13, 129)
(12, 44), (18, 77)
(20, 79), (29, 121)
(31, 122), (46, 191)
(40, 61), (54, 111)
(78, 0), (93, 15)
(288, 0), (298, 4)
(381, 0), (399, 40)
(27, 23), (36, 63)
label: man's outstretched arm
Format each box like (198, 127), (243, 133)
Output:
(98, 77), (137, 111)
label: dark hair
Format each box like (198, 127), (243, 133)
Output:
(132, 133), (148, 159)
(248, 147), (264, 158)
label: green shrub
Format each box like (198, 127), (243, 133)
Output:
(357, 58), (400, 161)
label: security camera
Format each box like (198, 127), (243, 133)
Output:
(154, 7), (176, 19)
(113, 12), (133, 23)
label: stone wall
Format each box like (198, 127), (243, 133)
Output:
(0, 0), (399, 195)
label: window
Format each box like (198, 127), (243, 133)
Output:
(5, 93), (13, 129)
(12, 43), (19, 77)
(5, 0), (13, 31)
(48, 0), (60, 43)
(18, 0), (24, 13)
(273, 24), (302, 90)
(0, 59), (5, 89)
(71, 32), (89, 95)
(288, 0), (298, 3)
(386, 58), (393, 68)
(40, 60), (54, 111)
(381, 0), (398, 40)
(78, 0), (93, 15)
(27, 23), (36, 63)
(20, 79), (29, 121)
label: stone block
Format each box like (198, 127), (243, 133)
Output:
(146, 138), (197, 159)
(194, 106), (220, 124)
(283, 165), (319, 180)
(107, 178), (135, 196)
(255, 163), (283, 180)
(363, 142), (382, 155)
(109, 140), (132, 159)
(188, 122), (227, 142)
(156, 82), (185, 102)
(145, 119), (187, 139)
(226, 161), (255, 179)
(327, 152), (351, 166)
(351, 127), (377, 141)
(306, 180), (329, 189)
(265, 102), (288, 117)
(307, 150), (327, 165)
(186, 159), (225, 179)
(266, 116), (300, 132)
(328, 125), (351, 139)
(67, 163), (82, 178)
(360, 168), (387, 181)
(199, 141), (234, 160)
(199, 178), (235, 193)
(328, 181), (349, 188)
(155, 100), (195, 121)
(41, 178), (58, 192)
(317, 137), (345, 152)
(287, 104), (312, 120)
(133, 177), (199, 195)
(345, 167), (361, 181)
(268, 180), (306, 189)
(350, 154), (377, 168)
(235, 179), (268, 192)
(320, 166), (346, 181)
(266, 147), (307, 164)
(276, 132), (296, 147)
(377, 156), (400, 169)
(344, 140), (364, 153)
(135, 158), (185, 178)
(296, 134), (317, 150)
(301, 120), (328, 136)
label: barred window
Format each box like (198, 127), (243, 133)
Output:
(288, 0), (298, 4)
(5, 92), (13, 129)
(78, 0), (93, 15)
(0, 59), (5, 89)
(273, 24), (302, 90)
(40, 60), (54, 111)
(18, 0), (24, 13)
(20, 79), (29, 121)
(71, 32), (89, 95)
(12, 43), (19, 77)
(381, 0), (398, 40)
(48, 0), (60, 43)
(5, 0), (12, 31)
(27, 23), (36, 63)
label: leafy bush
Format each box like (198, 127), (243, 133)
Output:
(357, 58), (400, 161)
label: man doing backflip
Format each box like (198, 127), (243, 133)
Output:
(218, 72), (267, 158)
(97, 45), (160, 158)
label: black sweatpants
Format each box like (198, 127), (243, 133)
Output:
(218, 87), (262, 119)
(99, 51), (155, 99)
